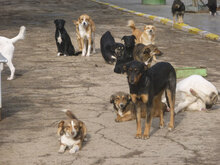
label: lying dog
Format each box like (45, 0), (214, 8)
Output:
(0, 26), (26, 80)
(207, 0), (217, 16)
(127, 20), (156, 45)
(57, 109), (87, 154)
(110, 91), (167, 122)
(123, 61), (176, 139)
(172, 0), (185, 24)
(77, 14), (96, 56)
(54, 19), (80, 56)
(175, 75), (219, 113)
(100, 31), (118, 64)
(133, 43), (163, 67)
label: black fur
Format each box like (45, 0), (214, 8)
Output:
(54, 19), (81, 56)
(121, 35), (136, 62)
(172, 0), (185, 19)
(207, 0), (217, 16)
(113, 43), (127, 74)
(100, 31), (117, 64)
(124, 61), (176, 116)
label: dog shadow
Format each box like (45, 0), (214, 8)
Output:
(147, 111), (186, 137)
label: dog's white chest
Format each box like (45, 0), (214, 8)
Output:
(79, 25), (89, 38)
(57, 32), (62, 44)
(60, 135), (80, 147)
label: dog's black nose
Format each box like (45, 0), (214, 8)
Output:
(83, 22), (86, 26)
(149, 30), (152, 33)
(119, 103), (124, 108)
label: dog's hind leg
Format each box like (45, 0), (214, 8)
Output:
(7, 59), (15, 80)
(92, 32), (96, 54)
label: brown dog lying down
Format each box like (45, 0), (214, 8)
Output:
(133, 43), (163, 67)
(110, 92), (167, 122)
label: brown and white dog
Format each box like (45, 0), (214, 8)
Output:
(127, 20), (156, 45)
(57, 109), (87, 154)
(73, 20), (82, 51)
(75, 14), (96, 56)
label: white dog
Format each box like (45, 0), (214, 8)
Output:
(175, 75), (219, 113)
(0, 26), (26, 80)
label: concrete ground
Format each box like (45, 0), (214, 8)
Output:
(0, 0), (220, 164)
(100, 0), (220, 35)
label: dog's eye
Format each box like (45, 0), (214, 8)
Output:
(74, 126), (78, 129)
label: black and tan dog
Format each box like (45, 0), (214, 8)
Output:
(123, 61), (176, 139)
(133, 43), (163, 67)
(110, 91), (167, 122)
(172, 0), (185, 24)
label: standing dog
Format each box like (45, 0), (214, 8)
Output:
(207, 0), (217, 16)
(100, 31), (117, 64)
(54, 19), (80, 56)
(77, 14), (96, 56)
(57, 109), (87, 154)
(110, 92), (167, 122)
(175, 75), (219, 113)
(172, 0), (185, 24)
(0, 26), (26, 80)
(123, 61), (176, 139)
(127, 20), (156, 45)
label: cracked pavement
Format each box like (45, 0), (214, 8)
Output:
(0, 0), (220, 164)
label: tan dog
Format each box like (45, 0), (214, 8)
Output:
(57, 109), (87, 154)
(127, 20), (156, 45)
(74, 14), (96, 56)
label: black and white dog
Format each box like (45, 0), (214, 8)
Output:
(100, 31), (117, 64)
(207, 0), (217, 16)
(54, 19), (80, 56)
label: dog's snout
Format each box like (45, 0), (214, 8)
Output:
(119, 103), (124, 108)
(83, 22), (86, 26)
(149, 29), (153, 33)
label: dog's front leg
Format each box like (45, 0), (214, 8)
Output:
(86, 37), (92, 56)
(58, 144), (66, 153)
(81, 38), (86, 56)
(131, 94), (141, 138)
(92, 32), (96, 54)
(143, 101), (152, 139)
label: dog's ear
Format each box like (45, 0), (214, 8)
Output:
(73, 20), (78, 25)
(110, 95), (115, 103)
(58, 120), (65, 128)
(121, 36), (126, 41)
(126, 94), (131, 101)
(131, 35), (136, 40)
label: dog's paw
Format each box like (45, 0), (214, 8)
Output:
(142, 135), (150, 140)
(57, 52), (61, 56)
(159, 124), (164, 129)
(135, 134), (142, 139)
(7, 77), (14, 80)
(86, 53), (90, 56)
(58, 145), (66, 153)
(69, 145), (79, 154)
(168, 124), (174, 131)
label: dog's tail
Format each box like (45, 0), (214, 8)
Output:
(10, 26), (26, 44)
(127, 20), (136, 30)
(61, 109), (78, 120)
(73, 51), (82, 56)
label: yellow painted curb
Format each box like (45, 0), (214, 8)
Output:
(148, 15), (157, 20)
(205, 33), (220, 40)
(136, 13), (146, 16)
(173, 23), (188, 30)
(188, 28), (203, 34)
(160, 18), (171, 24)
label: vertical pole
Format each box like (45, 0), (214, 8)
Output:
(0, 63), (2, 120)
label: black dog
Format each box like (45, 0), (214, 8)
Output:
(123, 61), (176, 139)
(114, 35), (136, 74)
(54, 19), (80, 56)
(172, 0), (185, 24)
(100, 31), (118, 64)
(121, 35), (136, 62)
(113, 43), (126, 73)
(207, 0), (217, 16)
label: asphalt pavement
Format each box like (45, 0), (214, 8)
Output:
(100, 0), (220, 35)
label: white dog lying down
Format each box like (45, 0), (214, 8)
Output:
(175, 75), (219, 114)
(0, 26), (26, 80)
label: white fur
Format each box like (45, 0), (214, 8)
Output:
(59, 134), (80, 154)
(0, 26), (26, 80)
(57, 31), (62, 44)
(79, 20), (95, 56)
(175, 75), (218, 113)
(118, 109), (124, 117)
